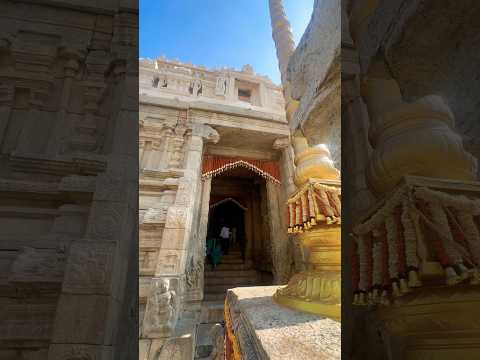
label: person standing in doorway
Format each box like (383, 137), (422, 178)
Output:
(219, 223), (231, 255)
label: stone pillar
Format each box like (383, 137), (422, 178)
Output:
(197, 178), (212, 262)
(190, 177), (212, 302)
(266, 180), (291, 284)
(268, 0), (299, 120)
(352, 59), (480, 360)
(273, 134), (341, 320)
(273, 136), (296, 196)
(268, 0), (295, 87)
(145, 123), (219, 360)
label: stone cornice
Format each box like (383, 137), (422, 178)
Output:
(139, 93), (287, 123)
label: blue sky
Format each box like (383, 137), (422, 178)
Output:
(140, 0), (315, 85)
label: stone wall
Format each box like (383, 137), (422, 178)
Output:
(0, 0), (138, 358)
(139, 58), (298, 359)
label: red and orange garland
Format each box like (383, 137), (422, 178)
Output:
(224, 298), (243, 360)
(287, 180), (341, 233)
(202, 155), (280, 184)
(352, 186), (480, 305)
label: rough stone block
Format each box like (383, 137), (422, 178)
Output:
(160, 228), (186, 250)
(8, 247), (65, 283)
(51, 294), (119, 345)
(149, 337), (193, 360)
(86, 201), (127, 240)
(139, 339), (152, 360)
(48, 344), (113, 360)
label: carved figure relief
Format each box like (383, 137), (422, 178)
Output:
(215, 76), (228, 96)
(185, 256), (203, 289)
(189, 78), (202, 96)
(143, 279), (178, 337)
(152, 75), (168, 88)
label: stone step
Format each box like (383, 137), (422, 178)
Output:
(205, 276), (258, 286)
(204, 269), (258, 278)
(222, 250), (242, 256)
(218, 259), (244, 265)
(205, 284), (255, 294)
(214, 262), (253, 271)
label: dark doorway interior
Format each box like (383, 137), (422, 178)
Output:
(207, 200), (246, 259)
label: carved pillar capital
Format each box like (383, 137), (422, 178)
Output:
(191, 123), (220, 144)
(362, 68), (477, 195)
(292, 135), (340, 186)
(272, 136), (291, 150)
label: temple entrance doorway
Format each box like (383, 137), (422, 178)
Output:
(203, 166), (274, 304)
(207, 198), (246, 261)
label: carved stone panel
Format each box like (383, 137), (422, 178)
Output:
(62, 241), (116, 294)
(140, 249), (158, 276)
(165, 206), (188, 229)
(143, 277), (180, 338)
(8, 247), (65, 283)
(86, 201), (126, 240)
(155, 249), (186, 275)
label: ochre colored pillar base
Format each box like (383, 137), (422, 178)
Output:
(273, 270), (341, 320)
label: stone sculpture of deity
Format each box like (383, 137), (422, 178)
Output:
(215, 76), (228, 95)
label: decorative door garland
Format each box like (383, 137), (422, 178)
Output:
(224, 298), (243, 360)
(202, 155), (281, 184)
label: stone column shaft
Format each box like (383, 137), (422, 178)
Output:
(268, 0), (295, 85)
(266, 181), (290, 284)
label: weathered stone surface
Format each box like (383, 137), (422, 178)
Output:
(226, 286), (341, 360)
(0, 1), (138, 358)
(8, 247), (65, 283)
(287, 0), (341, 167)
(354, 0), (480, 175)
(143, 277), (181, 338)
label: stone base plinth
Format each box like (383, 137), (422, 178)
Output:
(225, 286), (340, 360)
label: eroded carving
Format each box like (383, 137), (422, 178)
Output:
(8, 247), (65, 283)
(143, 278), (179, 337)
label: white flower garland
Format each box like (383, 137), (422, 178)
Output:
(401, 199), (419, 270)
(202, 160), (280, 184)
(385, 214), (399, 280)
(428, 202), (463, 265)
(357, 235), (368, 293)
(372, 237), (382, 288)
(456, 211), (480, 266)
